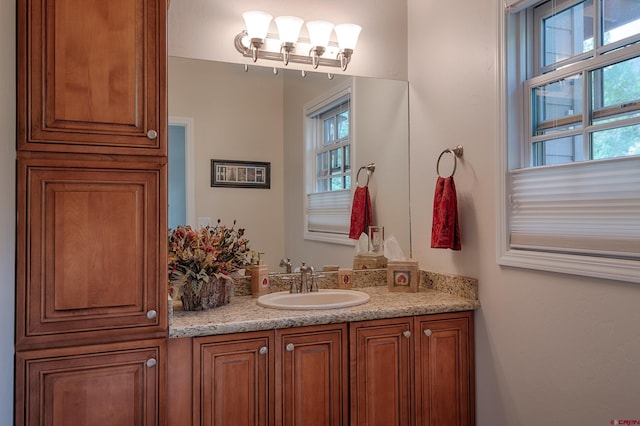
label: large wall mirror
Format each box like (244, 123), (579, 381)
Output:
(168, 57), (410, 270)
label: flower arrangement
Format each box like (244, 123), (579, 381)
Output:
(168, 220), (251, 310)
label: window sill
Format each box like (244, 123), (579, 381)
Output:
(304, 231), (356, 246)
(497, 249), (640, 284)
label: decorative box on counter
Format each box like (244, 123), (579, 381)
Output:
(387, 259), (419, 292)
(353, 253), (388, 270)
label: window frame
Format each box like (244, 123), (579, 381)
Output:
(303, 80), (356, 245)
(497, 0), (640, 283)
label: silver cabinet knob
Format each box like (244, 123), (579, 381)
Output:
(423, 329), (432, 337)
(146, 310), (157, 319)
(146, 358), (157, 368)
(259, 346), (268, 355)
(402, 330), (411, 338)
(147, 129), (158, 139)
(286, 343), (295, 352)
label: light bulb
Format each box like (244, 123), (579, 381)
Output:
(242, 11), (273, 40)
(335, 24), (361, 50)
(306, 20), (334, 47)
(275, 16), (303, 44)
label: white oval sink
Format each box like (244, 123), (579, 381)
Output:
(257, 289), (370, 310)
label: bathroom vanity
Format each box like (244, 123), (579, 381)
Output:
(168, 273), (479, 426)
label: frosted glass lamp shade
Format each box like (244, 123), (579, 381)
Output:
(275, 16), (304, 43)
(243, 11), (273, 40)
(335, 24), (362, 50)
(306, 20), (334, 47)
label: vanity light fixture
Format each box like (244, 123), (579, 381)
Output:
(234, 11), (361, 72)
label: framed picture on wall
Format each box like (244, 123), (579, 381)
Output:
(211, 159), (271, 189)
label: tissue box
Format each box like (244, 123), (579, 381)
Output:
(387, 259), (419, 292)
(353, 253), (388, 270)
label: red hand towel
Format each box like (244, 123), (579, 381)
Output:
(349, 186), (373, 240)
(431, 176), (461, 250)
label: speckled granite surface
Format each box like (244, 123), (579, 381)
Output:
(170, 270), (480, 338)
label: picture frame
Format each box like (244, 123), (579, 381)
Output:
(211, 159), (271, 189)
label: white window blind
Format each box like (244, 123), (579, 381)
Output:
(306, 190), (351, 234)
(509, 156), (640, 258)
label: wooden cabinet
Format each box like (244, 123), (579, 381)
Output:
(349, 317), (413, 426)
(15, 339), (166, 426)
(178, 324), (349, 426)
(15, 156), (168, 350)
(193, 331), (274, 426)
(276, 324), (348, 426)
(350, 312), (475, 426)
(17, 0), (167, 155)
(15, 0), (168, 423)
(415, 312), (474, 426)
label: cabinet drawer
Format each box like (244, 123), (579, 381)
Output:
(16, 157), (167, 350)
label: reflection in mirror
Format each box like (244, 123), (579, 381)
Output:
(168, 57), (410, 270)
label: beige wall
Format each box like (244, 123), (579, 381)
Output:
(168, 57), (286, 268)
(407, 0), (640, 424)
(0, 0), (15, 421)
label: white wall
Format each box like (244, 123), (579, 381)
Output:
(0, 0), (15, 422)
(168, 0), (408, 80)
(407, 0), (640, 424)
(168, 57), (286, 268)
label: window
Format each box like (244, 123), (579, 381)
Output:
(315, 100), (351, 192)
(303, 81), (355, 244)
(499, 0), (640, 283)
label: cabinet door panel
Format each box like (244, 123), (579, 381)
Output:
(16, 158), (167, 349)
(415, 312), (474, 426)
(15, 340), (165, 426)
(350, 318), (412, 426)
(18, 0), (166, 154)
(194, 331), (273, 426)
(277, 324), (348, 426)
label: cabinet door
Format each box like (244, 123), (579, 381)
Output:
(276, 324), (348, 426)
(194, 331), (274, 426)
(349, 318), (413, 426)
(15, 339), (165, 426)
(415, 312), (475, 426)
(15, 157), (167, 350)
(17, 0), (166, 155)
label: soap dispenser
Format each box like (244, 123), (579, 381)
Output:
(249, 251), (270, 297)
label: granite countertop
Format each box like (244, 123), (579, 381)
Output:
(170, 285), (480, 339)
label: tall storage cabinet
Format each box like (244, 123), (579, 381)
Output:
(15, 0), (168, 424)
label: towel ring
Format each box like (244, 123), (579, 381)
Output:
(436, 145), (464, 178)
(356, 163), (376, 187)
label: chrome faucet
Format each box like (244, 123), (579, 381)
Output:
(279, 257), (292, 273)
(300, 262), (316, 293)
